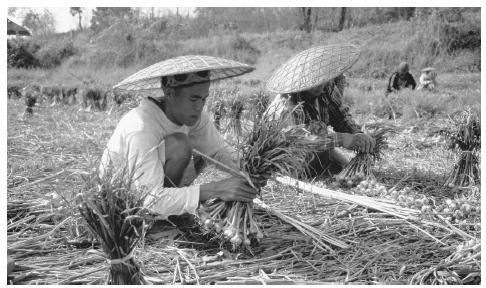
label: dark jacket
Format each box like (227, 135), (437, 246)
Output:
(285, 89), (362, 134)
(386, 72), (416, 94)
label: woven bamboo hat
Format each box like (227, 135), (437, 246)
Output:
(266, 44), (360, 94)
(113, 55), (255, 91)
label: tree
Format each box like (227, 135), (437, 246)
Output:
(301, 7), (312, 33)
(70, 7), (83, 31)
(8, 8), (19, 17)
(22, 9), (56, 36)
(338, 7), (347, 31)
(90, 7), (134, 32)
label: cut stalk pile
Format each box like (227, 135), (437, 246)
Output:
(445, 108), (480, 187)
(336, 128), (394, 187)
(275, 176), (422, 221)
(77, 162), (150, 285)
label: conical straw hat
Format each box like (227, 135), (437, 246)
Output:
(266, 44), (360, 94)
(114, 55), (255, 91)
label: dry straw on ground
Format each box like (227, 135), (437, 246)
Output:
(7, 86), (480, 284)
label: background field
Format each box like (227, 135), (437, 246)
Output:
(7, 7), (481, 285)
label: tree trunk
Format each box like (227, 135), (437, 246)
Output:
(338, 7), (347, 31)
(78, 13), (82, 30)
(313, 8), (319, 30)
(301, 7), (312, 33)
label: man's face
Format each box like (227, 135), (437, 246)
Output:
(398, 67), (409, 77)
(166, 82), (210, 126)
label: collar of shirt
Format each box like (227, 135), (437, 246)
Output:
(140, 97), (195, 131)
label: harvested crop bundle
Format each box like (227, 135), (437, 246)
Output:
(225, 97), (245, 137)
(336, 128), (394, 187)
(22, 92), (37, 118)
(196, 108), (310, 250)
(445, 108), (480, 187)
(198, 200), (263, 249)
(211, 98), (226, 132)
(78, 163), (150, 285)
(248, 90), (270, 121)
(445, 151), (480, 187)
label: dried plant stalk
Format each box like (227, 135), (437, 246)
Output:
(445, 108), (480, 187)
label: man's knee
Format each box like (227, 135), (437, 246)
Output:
(165, 133), (192, 163)
(328, 148), (349, 167)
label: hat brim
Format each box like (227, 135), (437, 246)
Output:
(114, 55), (255, 91)
(421, 67), (437, 72)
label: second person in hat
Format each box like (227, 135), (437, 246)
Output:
(265, 44), (376, 179)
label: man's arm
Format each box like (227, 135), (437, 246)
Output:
(327, 89), (362, 134)
(324, 88), (376, 153)
(190, 111), (239, 170)
(301, 130), (375, 153)
(409, 73), (417, 89)
(386, 72), (397, 93)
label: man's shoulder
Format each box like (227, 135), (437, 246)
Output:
(118, 103), (160, 133)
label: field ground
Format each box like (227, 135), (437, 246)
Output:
(6, 72), (480, 284)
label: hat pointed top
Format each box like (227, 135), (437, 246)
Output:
(266, 44), (360, 94)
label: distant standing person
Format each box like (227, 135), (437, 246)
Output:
(385, 61), (417, 95)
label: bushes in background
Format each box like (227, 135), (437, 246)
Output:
(7, 40), (40, 69)
(36, 39), (77, 68)
(7, 8), (480, 74)
(7, 38), (76, 69)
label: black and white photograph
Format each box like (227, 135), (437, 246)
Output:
(6, 6), (481, 285)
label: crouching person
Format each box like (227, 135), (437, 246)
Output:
(99, 55), (257, 237)
(265, 44), (376, 179)
(385, 61), (417, 96)
(417, 67), (437, 91)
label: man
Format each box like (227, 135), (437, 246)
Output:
(100, 55), (258, 223)
(386, 61), (417, 95)
(265, 44), (376, 178)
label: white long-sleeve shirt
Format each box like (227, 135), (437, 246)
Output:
(100, 98), (237, 219)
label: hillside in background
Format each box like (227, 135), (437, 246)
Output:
(7, 7), (480, 89)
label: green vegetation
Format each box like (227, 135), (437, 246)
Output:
(7, 7), (480, 89)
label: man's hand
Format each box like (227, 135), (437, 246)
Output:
(200, 177), (259, 202)
(340, 133), (376, 153)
